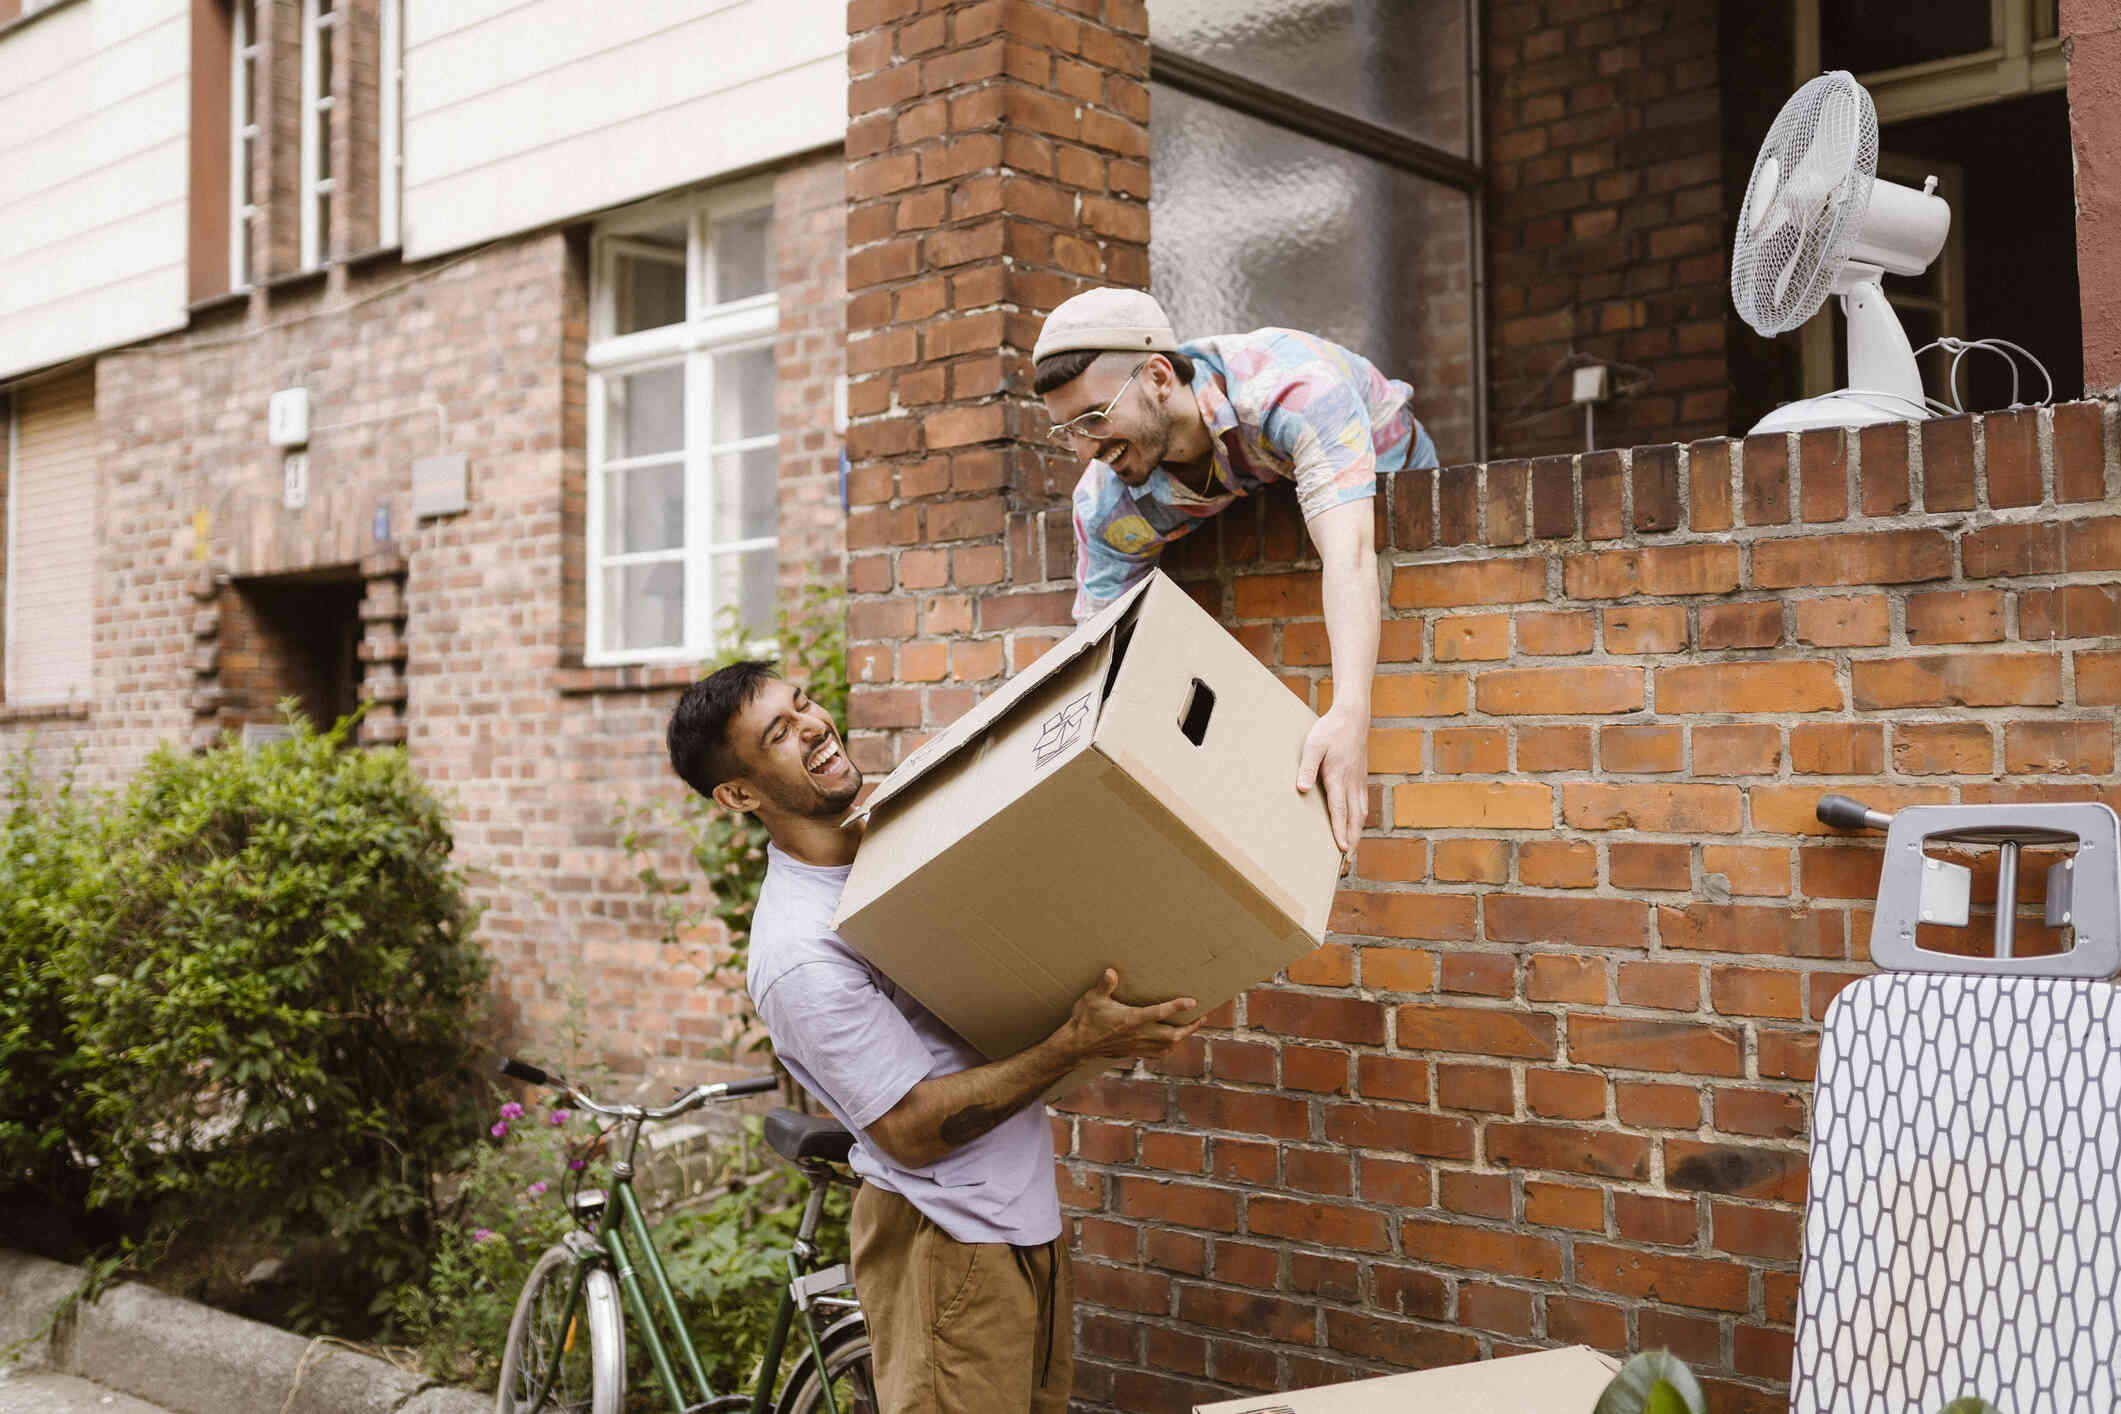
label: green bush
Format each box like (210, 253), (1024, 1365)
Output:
(0, 747), (100, 1215)
(0, 711), (491, 1330)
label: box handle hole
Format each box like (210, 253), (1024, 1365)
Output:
(1179, 678), (1215, 746)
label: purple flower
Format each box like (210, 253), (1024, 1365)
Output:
(499, 1101), (525, 1120)
(490, 1121), (509, 1138)
(527, 1181), (548, 1197)
(568, 1157), (586, 1171)
(472, 1228), (496, 1243)
(549, 1110), (571, 1125)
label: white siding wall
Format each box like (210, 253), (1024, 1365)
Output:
(6, 370), (98, 703)
(400, 0), (846, 260)
(0, 1), (191, 382)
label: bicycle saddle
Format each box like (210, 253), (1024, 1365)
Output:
(765, 1107), (856, 1166)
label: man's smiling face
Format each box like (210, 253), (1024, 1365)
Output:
(1042, 353), (1175, 487)
(724, 678), (861, 818)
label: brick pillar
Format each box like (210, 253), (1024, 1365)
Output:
(842, 0), (1150, 773)
(2064, 0), (2121, 394)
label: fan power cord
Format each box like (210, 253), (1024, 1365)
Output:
(1912, 336), (2055, 415)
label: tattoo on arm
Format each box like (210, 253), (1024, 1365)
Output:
(938, 1101), (1015, 1149)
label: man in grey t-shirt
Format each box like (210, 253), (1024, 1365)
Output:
(667, 660), (1201, 1413)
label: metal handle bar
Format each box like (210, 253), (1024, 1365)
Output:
(1817, 792), (1894, 832)
(498, 1056), (777, 1123)
(1818, 792), (2085, 846)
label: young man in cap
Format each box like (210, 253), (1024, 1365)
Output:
(666, 661), (1202, 1413)
(1032, 287), (1437, 857)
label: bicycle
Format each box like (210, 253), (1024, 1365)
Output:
(491, 1057), (877, 1414)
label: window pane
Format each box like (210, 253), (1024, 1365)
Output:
(602, 462), (684, 556)
(713, 209), (772, 304)
(242, 56), (255, 125)
(1822, 1), (1993, 75)
(240, 141), (254, 204)
(318, 118), (332, 180)
(712, 346), (776, 443)
(318, 22), (333, 99)
(711, 547), (777, 643)
(604, 365), (685, 460)
(1151, 0), (1469, 156)
(601, 562), (684, 654)
(614, 222), (687, 335)
(1151, 83), (1479, 465)
(316, 192), (331, 260)
(616, 256), (686, 336)
(712, 446), (778, 544)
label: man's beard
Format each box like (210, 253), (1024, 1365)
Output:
(760, 762), (863, 819)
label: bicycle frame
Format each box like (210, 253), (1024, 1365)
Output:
(528, 1102), (859, 1414)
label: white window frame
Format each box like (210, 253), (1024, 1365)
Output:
(585, 185), (779, 667)
(379, 0), (401, 249)
(230, 0), (259, 288)
(298, 0), (338, 269)
(1793, 0), (2065, 125)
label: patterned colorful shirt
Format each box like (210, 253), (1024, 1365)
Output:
(1070, 328), (1436, 619)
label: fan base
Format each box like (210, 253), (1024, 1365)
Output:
(1747, 389), (1931, 436)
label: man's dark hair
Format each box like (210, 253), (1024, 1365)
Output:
(667, 659), (778, 799)
(1032, 348), (1195, 397)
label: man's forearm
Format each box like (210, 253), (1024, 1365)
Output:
(1319, 524), (1380, 713)
(868, 1029), (1081, 1169)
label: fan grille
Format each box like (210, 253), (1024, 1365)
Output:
(1731, 71), (1879, 336)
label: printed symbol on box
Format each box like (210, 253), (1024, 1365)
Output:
(1033, 693), (1095, 769)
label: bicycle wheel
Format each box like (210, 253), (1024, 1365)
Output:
(773, 1316), (878, 1414)
(495, 1243), (625, 1414)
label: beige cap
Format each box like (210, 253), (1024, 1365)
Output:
(1031, 286), (1178, 365)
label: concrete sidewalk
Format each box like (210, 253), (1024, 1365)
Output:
(0, 1250), (487, 1414)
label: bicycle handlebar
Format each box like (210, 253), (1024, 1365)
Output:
(498, 1056), (777, 1122)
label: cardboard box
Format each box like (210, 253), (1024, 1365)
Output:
(832, 570), (1342, 1092)
(1191, 1345), (1623, 1413)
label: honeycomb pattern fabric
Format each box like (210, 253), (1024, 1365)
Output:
(1794, 973), (2121, 1412)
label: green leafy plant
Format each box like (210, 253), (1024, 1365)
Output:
(649, 1121), (853, 1391)
(0, 742), (100, 1220)
(392, 1085), (595, 1385)
(4, 709), (493, 1331)
(1594, 1353), (1998, 1414)
(1595, 1351), (1707, 1414)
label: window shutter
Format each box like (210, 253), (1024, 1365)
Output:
(8, 370), (97, 703)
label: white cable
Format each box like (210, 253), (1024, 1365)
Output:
(1912, 337), (2055, 414)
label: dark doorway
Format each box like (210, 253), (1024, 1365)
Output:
(224, 569), (364, 736)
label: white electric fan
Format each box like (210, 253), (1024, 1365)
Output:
(1732, 71), (1952, 435)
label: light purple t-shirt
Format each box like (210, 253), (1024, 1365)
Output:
(746, 844), (1061, 1246)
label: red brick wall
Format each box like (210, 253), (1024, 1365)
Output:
(841, 0), (1151, 767)
(1045, 402), (2120, 1412)
(1484, 0), (1726, 459)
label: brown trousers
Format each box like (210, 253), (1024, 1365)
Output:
(849, 1183), (1073, 1414)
